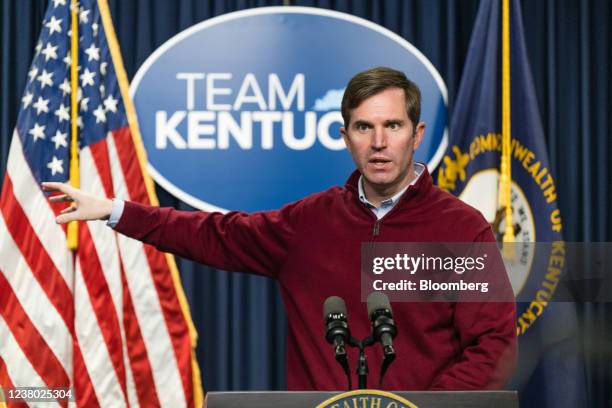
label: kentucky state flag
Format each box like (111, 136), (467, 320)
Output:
(436, 0), (586, 406)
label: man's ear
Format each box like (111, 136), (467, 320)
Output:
(341, 127), (352, 153)
(413, 122), (426, 150)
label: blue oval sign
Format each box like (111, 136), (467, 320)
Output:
(131, 7), (448, 212)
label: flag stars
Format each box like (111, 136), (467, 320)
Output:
(84, 44), (100, 62)
(80, 68), (96, 87)
(104, 95), (118, 113)
(45, 15), (62, 35)
(35, 41), (43, 56)
(22, 92), (34, 109)
(93, 105), (107, 123)
(79, 8), (90, 24)
(37, 69), (54, 89)
(59, 78), (71, 95)
(47, 156), (64, 176)
(28, 67), (38, 82)
(62, 53), (80, 71)
(55, 103), (70, 122)
(29, 123), (46, 142)
(80, 96), (89, 112)
(51, 130), (68, 149)
(41, 42), (59, 61)
(63, 52), (71, 67)
(32, 96), (50, 115)
(19, 3), (124, 167)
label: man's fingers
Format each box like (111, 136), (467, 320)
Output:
(56, 209), (80, 224)
(42, 181), (66, 193)
(50, 194), (74, 203)
(55, 205), (79, 224)
(42, 182), (76, 197)
(43, 183), (111, 223)
(59, 205), (77, 215)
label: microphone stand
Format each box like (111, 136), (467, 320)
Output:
(333, 339), (351, 390)
(379, 345), (396, 388)
(348, 335), (375, 389)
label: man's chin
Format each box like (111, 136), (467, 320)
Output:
(361, 170), (415, 194)
(362, 175), (395, 189)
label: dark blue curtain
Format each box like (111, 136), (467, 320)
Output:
(1, 0), (610, 404)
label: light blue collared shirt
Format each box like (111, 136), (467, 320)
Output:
(358, 163), (424, 220)
(107, 198), (124, 228)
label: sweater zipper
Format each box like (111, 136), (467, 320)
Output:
(370, 186), (419, 239)
(348, 174), (421, 241)
(373, 220), (380, 237)
(348, 184), (410, 240)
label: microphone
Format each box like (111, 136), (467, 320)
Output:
(323, 296), (352, 389)
(323, 296), (350, 354)
(367, 292), (397, 356)
(367, 292), (397, 387)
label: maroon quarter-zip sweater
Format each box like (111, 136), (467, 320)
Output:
(115, 166), (517, 391)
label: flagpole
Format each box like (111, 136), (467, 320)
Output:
(500, 0), (514, 244)
(67, 0), (80, 250)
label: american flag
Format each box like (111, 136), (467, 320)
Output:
(0, 0), (201, 406)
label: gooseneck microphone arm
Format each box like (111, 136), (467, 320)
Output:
(367, 292), (398, 388)
(323, 296), (352, 390)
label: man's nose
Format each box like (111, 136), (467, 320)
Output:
(371, 127), (387, 150)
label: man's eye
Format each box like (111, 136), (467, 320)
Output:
(388, 123), (400, 130)
(357, 124), (370, 132)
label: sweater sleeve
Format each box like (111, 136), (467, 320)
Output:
(113, 200), (301, 279)
(430, 226), (518, 390)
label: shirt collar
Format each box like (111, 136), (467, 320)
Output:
(358, 162), (425, 208)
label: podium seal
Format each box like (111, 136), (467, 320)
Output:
(317, 389), (418, 408)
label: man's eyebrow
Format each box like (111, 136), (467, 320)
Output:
(383, 119), (405, 126)
(352, 119), (373, 127)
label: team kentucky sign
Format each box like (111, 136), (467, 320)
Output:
(131, 7), (448, 212)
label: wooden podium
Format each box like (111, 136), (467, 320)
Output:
(205, 390), (518, 407)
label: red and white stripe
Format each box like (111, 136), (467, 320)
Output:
(0, 126), (195, 406)
(108, 129), (191, 407)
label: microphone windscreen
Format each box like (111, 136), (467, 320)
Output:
(367, 291), (392, 317)
(323, 296), (347, 320)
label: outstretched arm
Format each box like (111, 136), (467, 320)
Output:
(113, 200), (299, 278)
(42, 182), (300, 278)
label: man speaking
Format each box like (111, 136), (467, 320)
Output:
(43, 67), (517, 391)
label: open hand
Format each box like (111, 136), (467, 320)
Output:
(42, 182), (113, 224)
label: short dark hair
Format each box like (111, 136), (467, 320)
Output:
(341, 67), (421, 127)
